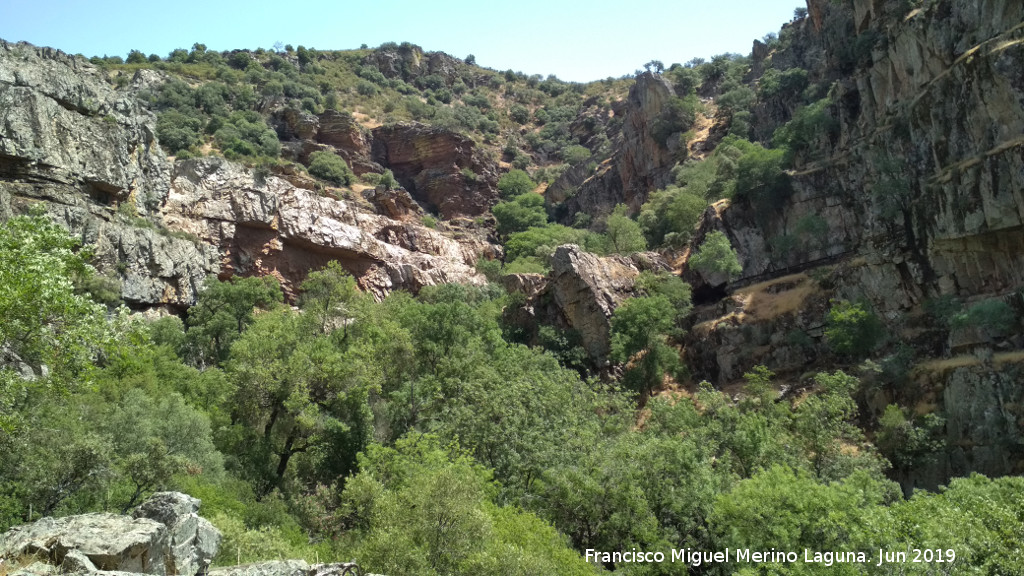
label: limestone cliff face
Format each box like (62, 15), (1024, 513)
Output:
(555, 73), (678, 219)
(0, 41), (496, 310)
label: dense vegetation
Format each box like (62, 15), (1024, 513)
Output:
(5, 5), (1023, 574)
(3, 207), (1023, 575)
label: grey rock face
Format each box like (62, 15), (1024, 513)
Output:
(0, 492), (221, 576)
(540, 245), (643, 365)
(164, 158), (492, 300)
(132, 493), (220, 576)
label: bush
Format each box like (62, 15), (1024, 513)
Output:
(825, 300), (886, 357)
(156, 110), (202, 155)
(561, 144), (591, 165)
(509, 104), (530, 124)
(497, 169), (536, 198)
(307, 151), (354, 186)
(953, 299), (1016, 339)
(689, 231), (742, 280)
(492, 193), (548, 236)
(602, 205), (647, 255)
(421, 215), (438, 229)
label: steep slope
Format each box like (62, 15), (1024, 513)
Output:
(677, 0), (1024, 488)
(0, 40), (496, 309)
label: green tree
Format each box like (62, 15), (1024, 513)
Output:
(497, 169), (536, 198)
(491, 193), (547, 236)
(185, 275), (282, 367)
(825, 300), (886, 358)
(602, 204), (647, 255)
(610, 296), (679, 394)
(689, 231), (742, 280)
(0, 209), (112, 429)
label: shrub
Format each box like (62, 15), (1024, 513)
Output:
(509, 105), (530, 124)
(421, 215), (438, 229)
(492, 193), (548, 236)
(953, 299), (1016, 339)
(689, 231), (742, 280)
(307, 151), (354, 186)
(602, 205), (647, 255)
(497, 169), (536, 198)
(561, 144), (591, 165)
(825, 300), (886, 357)
(651, 95), (699, 146)
(156, 110), (202, 155)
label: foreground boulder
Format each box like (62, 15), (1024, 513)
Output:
(0, 492), (219, 576)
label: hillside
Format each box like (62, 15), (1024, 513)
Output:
(2, 0), (1024, 574)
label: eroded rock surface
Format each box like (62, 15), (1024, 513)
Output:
(0, 492), (219, 576)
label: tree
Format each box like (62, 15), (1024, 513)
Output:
(603, 204), (647, 255)
(464, 54), (476, 65)
(298, 261), (365, 336)
(610, 295), (679, 394)
(825, 300), (886, 358)
(185, 275), (282, 367)
(497, 169), (536, 198)
(689, 231), (742, 280)
(307, 151), (354, 186)
(126, 49), (148, 64)
(492, 193), (547, 236)
(0, 209), (112, 429)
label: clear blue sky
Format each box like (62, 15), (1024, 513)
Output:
(2, 0), (804, 82)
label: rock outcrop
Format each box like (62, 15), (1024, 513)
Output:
(0, 492), (219, 576)
(672, 0), (1024, 488)
(0, 41), (499, 309)
(163, 158), (493, 300)
(370, 123), (499, 219)
(510, 246), (644, 366)
(556, 73), (678, 219)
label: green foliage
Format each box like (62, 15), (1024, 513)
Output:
(773, 98), (839, 161)
(214, 110), (281, 159)
(307, 151), (354, 186)
(345, 435), (594, 576)
(825, 300), (886, 358)
(952, 298), (1016, 340)
(560, 144), (591, 165)
(492, 193), (548, 236)
(185, 275), (283, 367)
(503, 224), (603, 267)
(0, 210), (113, 428)
(635, 271), (692, 323)
(497, 169), (536, 198)
(156, 110), (202, 154)
(638, 184), (707, 247)
(610, 296), (679, 394)
(421, 214), (438, 229)
(689, 231), (742, 280)
(732, 142), (792, 216)
(601, 204), (647, 255)
(651, 95), (699, 146)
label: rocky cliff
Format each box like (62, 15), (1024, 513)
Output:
(0, 40), (498, 310)
(551, 72), (679, 219)
(676, 0), (1024, 489)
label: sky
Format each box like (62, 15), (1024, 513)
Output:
(1, 0), (804, 82)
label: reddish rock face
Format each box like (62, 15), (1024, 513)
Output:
(370, 122), (499, 219)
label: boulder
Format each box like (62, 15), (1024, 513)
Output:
(132, 493), (220, 576)
(537, 245), (642, 365)
(0, 492), (221, 576)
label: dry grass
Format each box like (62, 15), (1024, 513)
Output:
(733, 273), (816, 322)
(913, 351), (1024, 375)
